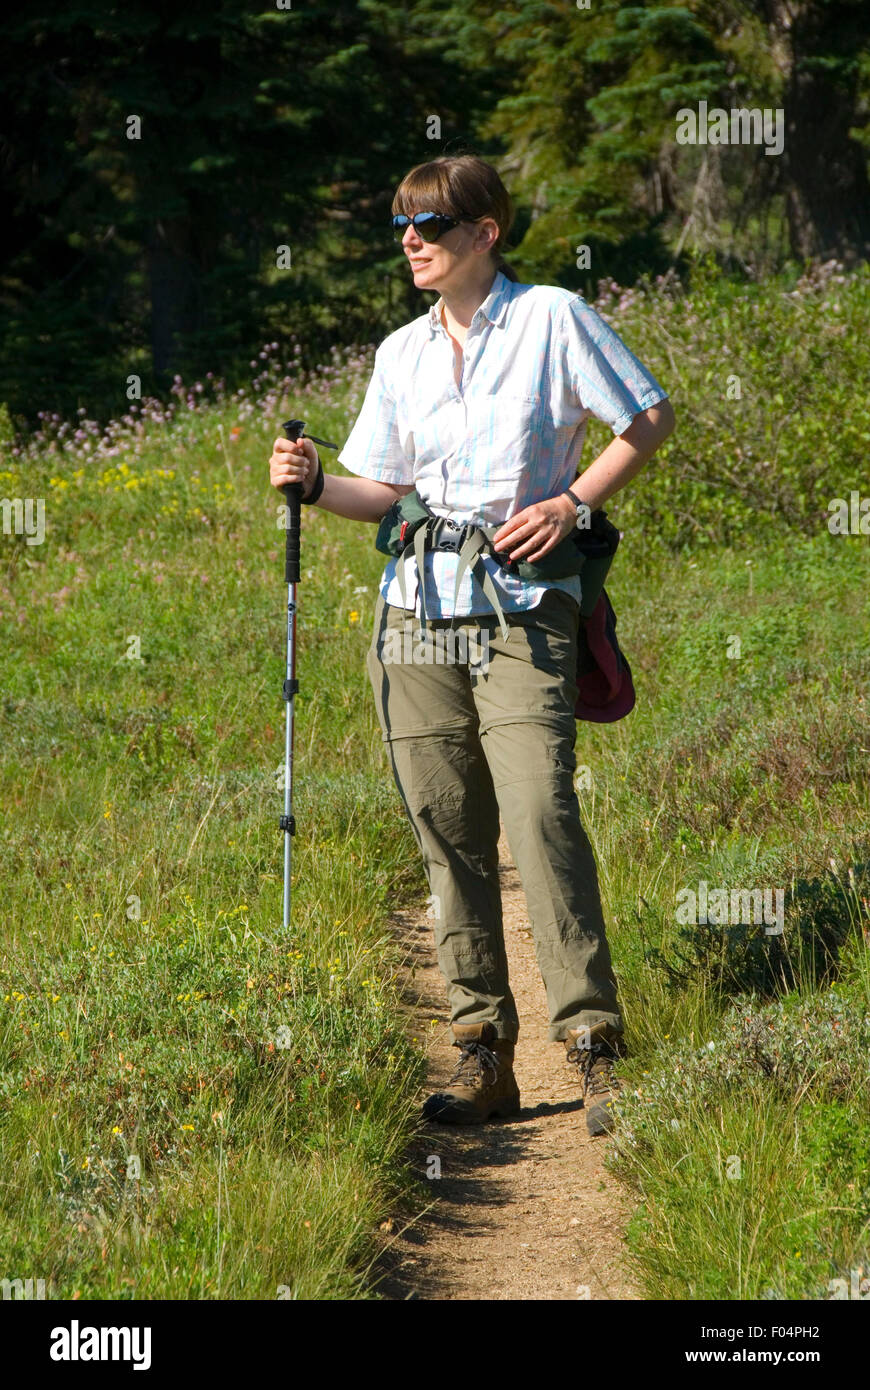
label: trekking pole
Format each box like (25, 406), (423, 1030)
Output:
(279, 418), (337, 932)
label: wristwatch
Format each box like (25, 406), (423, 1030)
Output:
(561, 488), (593, 530)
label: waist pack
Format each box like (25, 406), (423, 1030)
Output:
(375, 489), (635, 723)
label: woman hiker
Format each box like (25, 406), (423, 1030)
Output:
(269, 154), (675, 1137)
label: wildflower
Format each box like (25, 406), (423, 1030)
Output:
(349, 611), (359, 624)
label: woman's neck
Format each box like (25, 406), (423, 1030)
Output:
(439, 265), (499, 340)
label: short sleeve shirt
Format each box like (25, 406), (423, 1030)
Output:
(339, 271), (668, 617)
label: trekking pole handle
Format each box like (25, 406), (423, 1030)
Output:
(281, 419), (305, 584)
(281, 418), (339, 582)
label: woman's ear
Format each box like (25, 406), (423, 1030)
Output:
(474, 217), (501, 254)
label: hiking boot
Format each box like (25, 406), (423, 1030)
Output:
(565, 1021), (625, 1137)
(423, 1021), (520, 1124)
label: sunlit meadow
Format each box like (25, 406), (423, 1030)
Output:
(1, 260), (869, 1298)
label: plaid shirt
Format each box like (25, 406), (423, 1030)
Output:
(339, 271), (668, 617)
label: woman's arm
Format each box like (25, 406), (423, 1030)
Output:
(269, 432), (414, 523)
(566, 399), (676, 511)
(492, 399), (676, 564)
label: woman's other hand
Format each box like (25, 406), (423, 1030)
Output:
(491, 494), (577, 564)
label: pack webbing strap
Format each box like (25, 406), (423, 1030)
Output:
(395, 517), (512, 642)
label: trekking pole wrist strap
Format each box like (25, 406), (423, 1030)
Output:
(300, 456), (325, 506)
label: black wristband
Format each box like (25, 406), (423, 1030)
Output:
(301, 457), (325, 505)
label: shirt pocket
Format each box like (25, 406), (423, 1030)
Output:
(476, 390), (543, 463)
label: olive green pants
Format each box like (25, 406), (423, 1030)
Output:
(365, 587), (623, 1044)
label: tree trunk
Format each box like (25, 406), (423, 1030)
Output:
(768, 0), (870, 264)
(147, 217), (199, 377)
(784, 69), (870, 263)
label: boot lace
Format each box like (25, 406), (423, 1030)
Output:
(566, 1040), (618, 1100)
(447, 1041), (501, 1090)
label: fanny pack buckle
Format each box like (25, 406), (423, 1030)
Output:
(432, 517), (468, 554)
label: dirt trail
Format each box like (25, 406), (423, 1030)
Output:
(378, 825), (640, 1301)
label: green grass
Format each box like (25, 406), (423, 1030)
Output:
(1, 262), (869, 1299)
(0, 352), (432, 1298)
(580, 532), (870, 1300)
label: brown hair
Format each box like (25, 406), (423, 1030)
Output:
(392, 154), (520, 282)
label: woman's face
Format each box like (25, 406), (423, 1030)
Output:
(400, 212), (499, 295)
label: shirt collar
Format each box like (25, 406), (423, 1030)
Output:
(427, 270), (512, 337)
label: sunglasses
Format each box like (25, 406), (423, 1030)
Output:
(391, 211), (477, 243)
